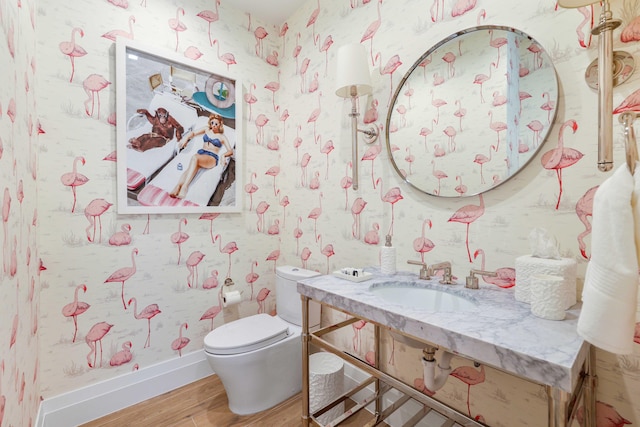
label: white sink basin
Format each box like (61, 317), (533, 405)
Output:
(370, 285), (477, 312)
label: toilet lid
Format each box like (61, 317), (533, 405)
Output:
(204, 313), (290, 355)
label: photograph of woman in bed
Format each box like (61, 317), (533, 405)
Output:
(170, 113), (233, 199)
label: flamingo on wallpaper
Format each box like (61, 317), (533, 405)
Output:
(431, 159), (448, 195)
(105, 248), (138, 310)
(341, 162), (353, 210)
(278, 190), (290, 228)
(83, 74), (111, 119)
(613, 88), (640, 115)
(102, 15), (135, 41)
(215, 234), (238, 278)
(451, 0), (477, 17)
(109, 224), (132, 246)
(171, 323), (190, 357)
(576, 186), (598, 259)
(170, 218), (189, 265)
(59, 27), (86, 82)
(264, 70), (280, 112)
(185, 250), (205, 288)
(351, 197), (367, 240)
(294, 216), (304, 256)
(364, 222), (380, 245)
(448, 195), (485, 262)
(361, 0), (383, 65)
(473, 62), (494, 104)
(293, 32), (302, 74)
(266, 241), (281, 272)
(488, 111), (507, 151)
(308, 192), (323, 240)
(254, 26), (268, 57)
(60, 155), (88, 213)
(361, 140), (382, 188)
(256, 201), (269, 232)
(265, 164), (280, 196)
(450, 363), (485, 417)
(244, 83), (257, 122)
(413, 219), (434, 264)
(576, 401), (631, 427)
(430, 0), (445, 22)
(128, 297), (161, 348)
(86, 321), (113, 368)
(541, 119), (583, 209)
(306, 0), (321, 46)
(375, 52), (403, 105)
(256, 287), (271, 314)
(85, 198), (113, 243)
(61, 284), (90, 343)
(473, 248), (515, 288)
(246, 261), (259, 300)
(199, 212), (220, 244)
(244, 172), (258, 211)
(473, 145), (494, 185)
(376, 178), (403, 236)
(168, 7), (187, 52)
(212, 39), (236, 71)
(200, 288), (223, 331)
(110, 341), (133, 367)
(540, 92), (556, 123)
(455, 175), (468, 196)
(319, 35), (333, 75)
(202, 269), (219, 290)
(488, 29), (507, 67)
(352, 319), (366, 353)
(197, 0), (220, 46)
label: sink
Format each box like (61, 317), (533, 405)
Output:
(370, 285), (477, 312)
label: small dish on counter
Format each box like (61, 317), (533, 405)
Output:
(332, 270), (372, 282)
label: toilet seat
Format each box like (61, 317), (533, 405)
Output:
(204, 313), (290, 355)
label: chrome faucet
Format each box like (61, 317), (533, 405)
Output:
(429, 261), (453, 285)
(466, 269), (497, 289)
(407, 260), (430, 280)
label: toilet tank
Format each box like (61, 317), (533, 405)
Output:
(276, 266), (321, 328)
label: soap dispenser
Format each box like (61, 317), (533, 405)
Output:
(380, 234), (397, 275)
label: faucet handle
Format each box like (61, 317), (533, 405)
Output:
(466, 269), (497, 289)
(429, 261), (453, 285)
(407, 260), (430, 280)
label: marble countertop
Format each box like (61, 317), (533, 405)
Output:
(297, 267), (589, 393)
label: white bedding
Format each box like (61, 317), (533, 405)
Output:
(126, 92), (198, 190)
(137, 118), (236, 207)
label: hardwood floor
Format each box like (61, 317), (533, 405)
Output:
(81, 375), (383, 427)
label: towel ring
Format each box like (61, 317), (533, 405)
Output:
(619, 111), (639, 174)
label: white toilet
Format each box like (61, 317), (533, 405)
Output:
(204, 265), (321, 415)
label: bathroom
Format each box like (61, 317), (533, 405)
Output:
(1, 0), (639, 425)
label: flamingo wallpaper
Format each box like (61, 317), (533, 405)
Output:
(1, 0), (640, 425)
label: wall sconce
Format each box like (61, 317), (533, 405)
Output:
(335, 43), (379, 190)
(558, 0), (634, 172)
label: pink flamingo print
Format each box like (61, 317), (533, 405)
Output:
(110, 341), (133, 367)
(448, 194), (485, 262)
(86, 322), (113, 368)
(85, 198), (112, 242)
(577, 401), (631, 427)
(168, 7), (187, 52)
(431, 159), (448, 194)
(420, 120), (435, 151)
(62, 284), (90, 342)
(197, 0), (220, 46)
(454, 100), (467, 132)
(442, 51), (456, 78)
(364, 222), (380, 245)
(199, 212), (220, 243)
(59, 27), (86, 82)
(473, 145), (494, 184)
(376, 178), (403, 236)
(60, 156), (88, 213)
(451, 0), (476, 17)
(280, 108), (290, 142)
(212, 39), (236, 71)
(256, 287), (271, 313)
(83, 74), (111, 119)
(613, 88), (640, 114)
(105, 248), (138, 309)
(430, 90), (447, 124)
(375, 53), (403, 104)
(200, 289), (223, 330)
(574, 6), (594, 48)
(244, 172), (258, 211)
(321, 140), (334, 179)
(184, 47), (203, 61)
(473, 248), (515, 288)
(266, 242), (280, 272)
(279, 22), (289, 56)
(352, 319), (366, 352)
(264, 70), (280, 112)
(309, 172), (321, 191)
(254, 26), (268, 57)
(307, 91), (322, 142)
(293, 32), (302, 73)
(215, 235), (238, 277)
(317, 236), (334, 274)
(413, 219), (434, 264)
(361, 141), (382, 188)
(256, 201), (270, 232)
(306, 0), (321, 45)
(364, 99), (379, 124)
(455, 175), (468, 196)
(102, 15), (135, 41)
(443, 127), (456, 152)
(492, 91), (506, 107)
(319, 35), (333, 76)
(341, 162), (353, 210)
(279, 190), (290, 228)
(171, 323), (190, 356)
(488, 111), (507, 150)
(301, 247), (312, 269)
(244, 83), (257, 122)
(540, 91), (555, 123)
(203, 269), (219, 290)
(308, 192), (323, 240)
(541, 119), (583, 210)
(268, 219), (280, 235)
(265, 165), (280, 196)
(255, 114), (269, 144)
(361, 0), (383, 65)
(473, 62), (494, 103)
(527, 120), (544, 147)
(185, 250), (205, 288)
(246, 261), (259, 300)
(294, 216), (304, 256)
(576, 186), (598, 259)
(488, 29), (506, 67)
(170, 217), (189, 264)
(351, 197), (367, 239)
(109, 224), (132, 246)
(430, 0), (444, 21)
(450, 363), (485, 417)
(128, 297), (161, 348)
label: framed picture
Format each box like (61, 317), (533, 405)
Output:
(116, 39), (242, 214)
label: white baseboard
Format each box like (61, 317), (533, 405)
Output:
(36, 350), (213, 427)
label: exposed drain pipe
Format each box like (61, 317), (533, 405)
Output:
(422, 345), (454, 391)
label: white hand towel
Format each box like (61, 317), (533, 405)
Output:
(577, 164), (639, 354)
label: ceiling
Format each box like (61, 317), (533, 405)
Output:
(231, 0), (303, 26)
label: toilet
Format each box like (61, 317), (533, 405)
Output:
(204, 265), (321, 415)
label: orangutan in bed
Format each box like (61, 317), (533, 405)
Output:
(128, 107), (185, 152)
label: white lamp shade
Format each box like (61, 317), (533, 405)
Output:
(557, 0), (597, 8)
(335, 43), (373, 98)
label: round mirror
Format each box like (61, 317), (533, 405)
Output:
(385, 25), (558, 197)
